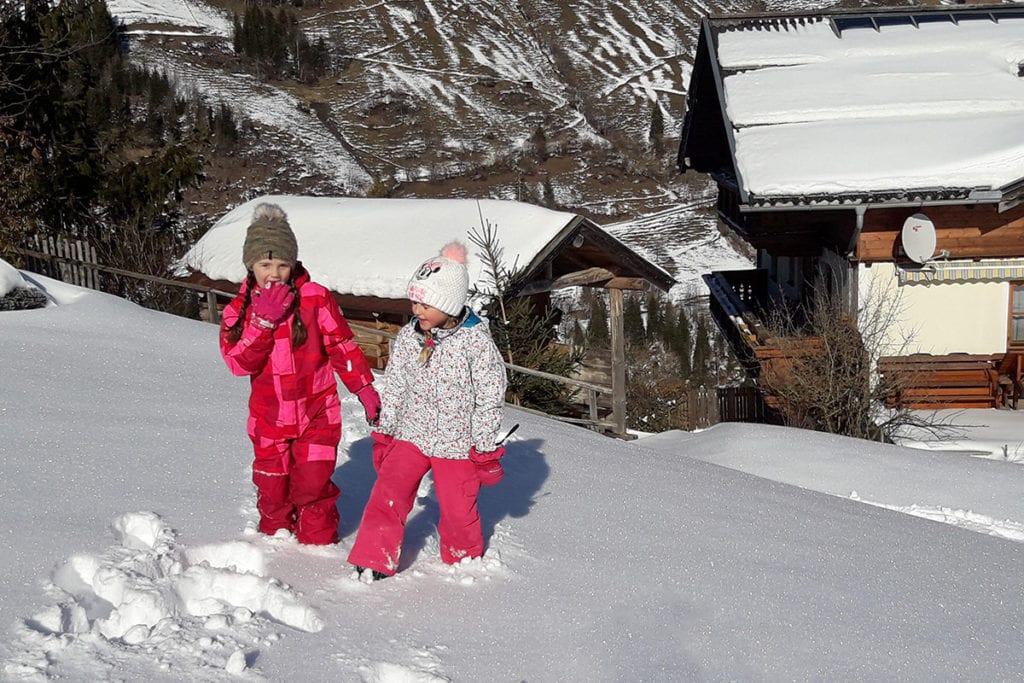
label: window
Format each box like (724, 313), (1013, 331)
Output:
(1012, 283), (1024, 346)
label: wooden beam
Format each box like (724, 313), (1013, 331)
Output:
(517, 269), (651, 295)
(518, 267), (615, 295)
(605, 277), (650, 291)
(857, 203), (1024, 261)
(608, 288), (627, 436)
(857, 224), (1024, 261)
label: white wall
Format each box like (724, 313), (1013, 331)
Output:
(859, 263), (1009, 355)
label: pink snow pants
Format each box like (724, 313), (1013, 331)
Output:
(347, 439), (482, 576)
(249, 409), (341, 545)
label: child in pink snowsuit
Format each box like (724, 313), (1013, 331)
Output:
(348, 241), (507, 579)
(220, 203), (381, 545)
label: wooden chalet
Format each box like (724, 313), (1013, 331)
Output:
(679, 4), (1024, 410)
(179, 195), (675, 434)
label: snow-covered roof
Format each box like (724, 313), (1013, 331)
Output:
(180, 195), (664, 299)
(682, 5), (1024, 206)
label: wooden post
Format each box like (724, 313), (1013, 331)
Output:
(86, 242), (98, 290)
(72, 240), (84, 286)
(588, 388), (598, 430)
(206, 291), (220, 324)
(608, 287), (626, 436)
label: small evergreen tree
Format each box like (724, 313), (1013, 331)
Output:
(588, 292), (610, 349)
(691, 314), (713, 385)
(542, 178), (556, 207)
(623, 293), (645, 347)
(527, 125), (548, 162)
(649, 101), (664, 155)
(668, 304), (692, 378)
(469, 221), (584, 415)
(645, 291), (664, 342)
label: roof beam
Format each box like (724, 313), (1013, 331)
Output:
(515, 267), (650, 296)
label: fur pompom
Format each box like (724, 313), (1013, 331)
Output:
(440, 240), (467, 264)
(252, 203), (288, 226)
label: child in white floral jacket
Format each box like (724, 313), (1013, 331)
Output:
(348, 241), (507, 580)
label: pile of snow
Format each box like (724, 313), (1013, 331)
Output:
(9, 511), (320, 677)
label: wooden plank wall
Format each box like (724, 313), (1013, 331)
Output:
(857, 203), (1024, 262)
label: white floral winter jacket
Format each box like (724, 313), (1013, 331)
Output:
(377, 311), (507, 459)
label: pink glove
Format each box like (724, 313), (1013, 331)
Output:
(356, 384), (381, 424)
(371, 431), (394, 472)
(250, 281), (294, 329)
(469, 446), (506, 486)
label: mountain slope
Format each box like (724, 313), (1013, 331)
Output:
(109, 0), (847, 285)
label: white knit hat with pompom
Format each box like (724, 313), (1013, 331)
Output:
(406, 241), (470, 316)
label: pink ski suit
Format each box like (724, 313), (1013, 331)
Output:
(220, 266), (376, 544)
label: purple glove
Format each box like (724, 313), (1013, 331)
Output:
(371, 431), (394, 472)
(250, 281), (294, 329)
(356, 384), (381, 424)
(469, 446), (506, 486)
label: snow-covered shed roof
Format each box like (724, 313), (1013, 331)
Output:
(180, 195), (674, 315)
(678, 4), (1024, 210)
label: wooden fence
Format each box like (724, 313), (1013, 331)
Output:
(9, 237), (236, 323)
(676, 384), (775, 431)
(18, 234), (100, 289)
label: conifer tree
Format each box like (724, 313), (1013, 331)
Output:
(623, 293), (645, 347)
(645, 291), (664, 342)
(213, 101), (239, 150)
(692, 314), (713, 385)
(469, 222), (584, 415)
(1, 0), (210, 279)
(649, 101), (664, 155)
(528, 126), (548, 162)
(588, 292), (610, 349)
(671, 304), (692, 378)
(542, 178), (556, 207)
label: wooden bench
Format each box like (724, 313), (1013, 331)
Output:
(878, 353), (1000, 409)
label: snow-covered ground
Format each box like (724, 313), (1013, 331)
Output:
(2, 264), (1024, 680)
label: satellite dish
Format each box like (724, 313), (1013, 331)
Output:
(901, 213), (936, 264)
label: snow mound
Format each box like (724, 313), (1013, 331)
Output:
(4, 512), (320, 679)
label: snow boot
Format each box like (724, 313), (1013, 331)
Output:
(354, 565), (389, 582)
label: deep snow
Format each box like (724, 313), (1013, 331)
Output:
(2, 266), (1024, 681)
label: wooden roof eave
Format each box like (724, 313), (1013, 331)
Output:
(677, 19), (746, 203)
(705, 18), (747, 205)
(998, 176), (1024, 213)
(513, 217), (675, 297)
(738, 187), (1005, 213)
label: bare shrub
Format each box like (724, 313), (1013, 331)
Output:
(759, 278), (958, 442)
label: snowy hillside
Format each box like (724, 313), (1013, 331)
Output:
(102, 0), (787, 289)
(3, 267), (1024, 680)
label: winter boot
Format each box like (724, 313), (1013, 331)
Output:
(354, 565), (389, 582)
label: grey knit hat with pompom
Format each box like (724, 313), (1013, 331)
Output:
(242, 203), (298, 270)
